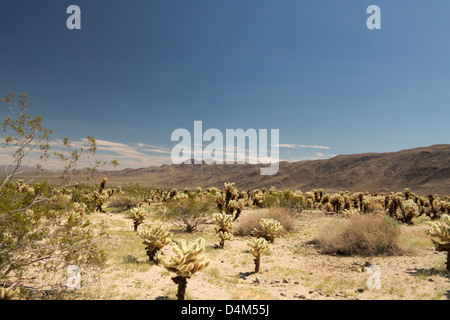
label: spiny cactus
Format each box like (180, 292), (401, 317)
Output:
(213, 213), (235, 248)
(227, 199), (245, 220)
(426, 214), (450, 271)
(342, 208), (360, 218)
(252, 218), (283, 243)
(139, 225), (173, 262)
(251, 189), (266, 208)
(99, 177), (108, 193)
(399, 199), (419, 224)
(128, 207), (148, 231)
(247, 237), (270, 273)
(329, 194), (344, 212)
(156, 238), (210, 300)
(0, 287), (20, 300)
(72, 201), (87, 218)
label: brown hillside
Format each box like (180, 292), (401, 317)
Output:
(104, 144), (450, 195)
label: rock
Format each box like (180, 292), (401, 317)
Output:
(356, 289), (364, 293)
(124, 255), (137, 263)
(280, 292), (287, 297)
(283, 278), (290, 283)
(294, 281), (300, 285)
(294, 294), (306, 299)
(254, 276), (262, 284)
(428, 278), (434, 282)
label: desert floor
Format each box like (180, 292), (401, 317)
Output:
(76, 208), (450, 300)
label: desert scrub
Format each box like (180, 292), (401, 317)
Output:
(247, 237), (270, 273)
(107, 194), (141, 210)
(213, 212), (235, 248)
(156, 238), (210, 300)
(138, 225), (172, 262)
(315, 214), (404, 256)
(426, 214), (450, 271)
(252, 218), (283, 243)
(127, 207), (148, 231)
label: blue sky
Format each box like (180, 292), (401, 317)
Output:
(1, 1), (449, 168)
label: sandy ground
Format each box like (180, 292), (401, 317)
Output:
(77, 209), (450, 300)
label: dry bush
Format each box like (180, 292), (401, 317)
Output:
(364, 202), (385, 214)
(234, 207), (296, 237)
(315, 214), (404, 256)
(106, 194), (141, 210)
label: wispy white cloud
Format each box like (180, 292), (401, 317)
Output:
(276, 144), (330, 150)
(298, 145), (330, 150)
(0, 138), (173, 170)
(277, 144), (297, 148)
(1, 137), (332, 170)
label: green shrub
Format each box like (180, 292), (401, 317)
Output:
(155, 195), (217, 233)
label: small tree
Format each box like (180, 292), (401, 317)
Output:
(156, 196), (216, 232)
(138, 225), (172, 262)
(247, 237), (270, 273)
(213, 213), (235, 249)
(252, 218), (283, 243)
(156, 238), (210, 300)
(426, 214), (450, 271)
(0, 92), (117, 297)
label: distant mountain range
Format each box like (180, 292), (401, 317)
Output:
(2, 145), (449, 195)
(103, 144), (450, 195)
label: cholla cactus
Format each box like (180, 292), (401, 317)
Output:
(139, 225), (173, 262)
(227, 199), (245, 220)
(426, 214), (450, 271)
(252, 218), (283, 243)
(323, 202), (333, 213)
(386, 193), (401, 218)
(0, 287), (20, 300)
(172, 193), (189, 201)
(72, 202), (87, 218)
(156, 238), (210, 300)
(329, 194), (344, 212)
(99, 177), (108, 193)
(361, 195), (384, 213)
(247, 237), (270, 273)
(304, 191), (315, 203)
(252, 189), (266, 208)
(128, 207), (148, 231)
(213, 213), (235, 248)
(342, 208), (360, 218)
(399, 199), (419, 224)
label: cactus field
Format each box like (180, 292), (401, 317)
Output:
(3, 181), (447, 300)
